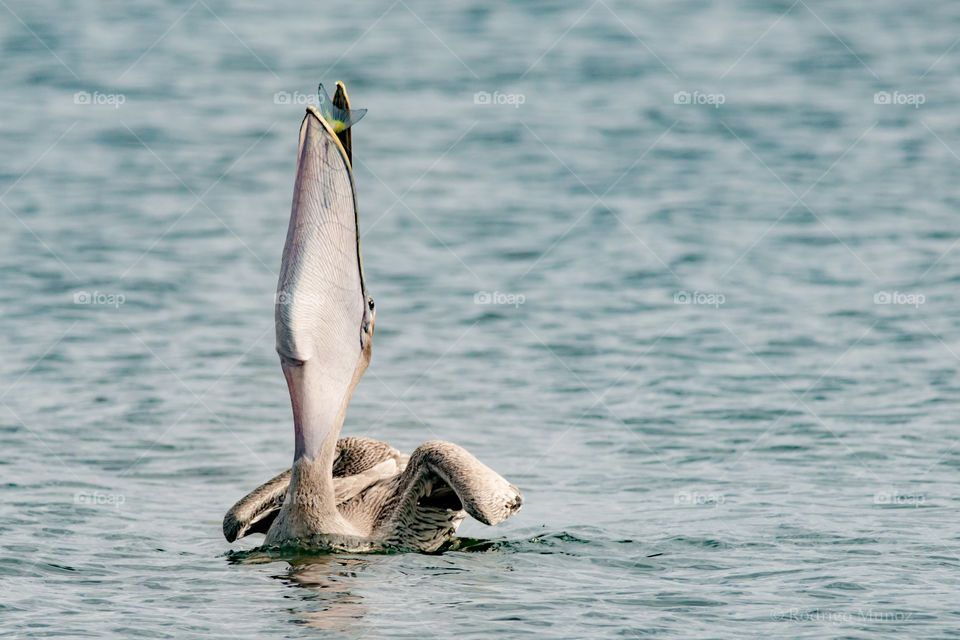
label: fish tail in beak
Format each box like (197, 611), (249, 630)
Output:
(332, 82), (354, 162)
(317, 82), (367, 138)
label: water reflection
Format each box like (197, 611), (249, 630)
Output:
(225, 537), (502, 632)
(278, 556), (377, 632)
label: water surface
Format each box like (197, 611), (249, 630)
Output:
(1, 1), (959, 637)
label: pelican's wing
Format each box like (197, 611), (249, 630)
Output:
(332, 436), (409, 476)
(222, 438), (406, 542)
(223, 468), (289, 542)
(277, 106), (371, 460)
(391, 441), (523, 528)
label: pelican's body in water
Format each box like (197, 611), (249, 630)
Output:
(223, 83), (522, 552)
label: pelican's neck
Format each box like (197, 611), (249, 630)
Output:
(283, 361), (344, 516)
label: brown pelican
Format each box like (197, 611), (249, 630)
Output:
(223, 83), (522, 552)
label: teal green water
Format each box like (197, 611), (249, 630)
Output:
(2, 1), (960, 637)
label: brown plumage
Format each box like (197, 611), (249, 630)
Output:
(223, 437), (407, 542)
(224, 436), (522, 551)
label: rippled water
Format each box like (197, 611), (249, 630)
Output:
(2, 0), (960, 637)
